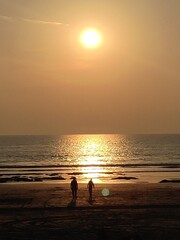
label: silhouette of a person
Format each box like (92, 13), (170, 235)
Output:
(87, 178), (95, 199)
(70, 177), (78, 200)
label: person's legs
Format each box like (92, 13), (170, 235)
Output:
(74, 188), (77, 198)
(89, 188), (92, 198)
(72, 189), (75, 199)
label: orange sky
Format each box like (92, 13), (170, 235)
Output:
(0, 0), (180, 134)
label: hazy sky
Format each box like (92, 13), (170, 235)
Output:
(0, 0), (180, 135)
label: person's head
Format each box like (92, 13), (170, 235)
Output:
(71, 176), (76, 180)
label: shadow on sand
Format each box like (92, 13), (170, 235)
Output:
(67, 198), (77, 208)
(87, 197), (96, 205)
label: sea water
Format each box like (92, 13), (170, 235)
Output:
(0, 134), (179, 183)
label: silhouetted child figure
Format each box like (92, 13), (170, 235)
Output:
(70, 177), (78, 200)
(87, 178), (95, 199)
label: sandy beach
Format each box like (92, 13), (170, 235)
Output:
(0, 182), (180, 240)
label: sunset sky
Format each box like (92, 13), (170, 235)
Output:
(0, 0), (180, 135)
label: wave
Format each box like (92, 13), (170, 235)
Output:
(0, 163), (180, 169)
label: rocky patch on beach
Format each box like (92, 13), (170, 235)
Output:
(159, 179), (180, 183)
(0, 175), (66, 183)
(112, 176), (138, 180)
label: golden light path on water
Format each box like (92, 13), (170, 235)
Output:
(58, 134), (131, 183)
(75, 135), (120, 183)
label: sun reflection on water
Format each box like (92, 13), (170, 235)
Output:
(82, 166), (102, 183)
(77, 135), (113, 183)
(58, 134), (131, 183)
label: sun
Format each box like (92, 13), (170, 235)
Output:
(81, 29), (101, 48)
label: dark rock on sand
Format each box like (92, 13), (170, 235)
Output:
(0, 176), (43, 183)
(0, 178), (9, 183)
(112, 176), (138, 180)
(160, 179), (180, 183)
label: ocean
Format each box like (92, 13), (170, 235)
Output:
(0, 134), (179, 184)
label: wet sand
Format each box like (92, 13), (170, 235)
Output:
(0, 183), (180, 239)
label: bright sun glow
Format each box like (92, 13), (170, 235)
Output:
(81, 29), (101, 48)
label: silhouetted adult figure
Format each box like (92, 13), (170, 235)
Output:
(87, 178), (95, 199)
(70, 177), (78, 200)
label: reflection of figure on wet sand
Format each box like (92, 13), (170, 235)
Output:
(70, 177), (78, 200)
(87, 178), (95, 200)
